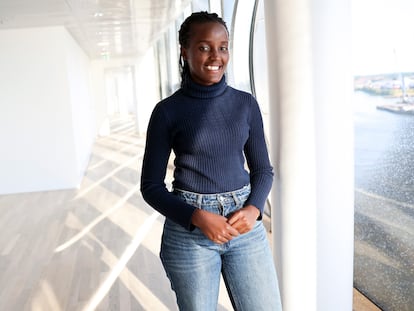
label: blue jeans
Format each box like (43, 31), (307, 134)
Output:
(160, 185), (282, 311)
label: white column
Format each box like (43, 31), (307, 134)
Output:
(311, 1), (354, 310)
(264, 0), (317, 309)
(263, 0), (354, 310)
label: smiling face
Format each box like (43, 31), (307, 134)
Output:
(181, 22), (229, 86)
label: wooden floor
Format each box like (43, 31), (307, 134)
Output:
(0, 116), (233, 311)
(353, 289), (382, 311)
(0, 115), (380, 311)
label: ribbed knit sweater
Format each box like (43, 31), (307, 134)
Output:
(140, 76), (273, 230)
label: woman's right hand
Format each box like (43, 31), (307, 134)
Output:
(191, 209), (239, 244)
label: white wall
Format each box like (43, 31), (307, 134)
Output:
(135, 47), (161, 135)
(0, 26), (95, 194)
(64, 29), (96, 183)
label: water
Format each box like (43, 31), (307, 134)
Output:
(353, 91), (414, 311)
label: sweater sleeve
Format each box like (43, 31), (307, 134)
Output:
(243, 97), (274, 216)
(140, 103), (197, 230)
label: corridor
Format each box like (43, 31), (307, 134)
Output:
(0, 115), (234, 311)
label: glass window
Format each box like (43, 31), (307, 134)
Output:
(209, 0), (222, 16)
(227, 0), (256, 92)
(191, 0), (209, 12)
(156, 36), (169, 98)
(251, 0), (269, 133)
(221, 0), (235, 35)
(353, 1), (414, 310)
(166, 24), (181, 93)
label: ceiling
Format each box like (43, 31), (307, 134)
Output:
(0, 0), (192, 60)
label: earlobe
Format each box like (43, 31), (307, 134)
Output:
(181, 47), (187, 60)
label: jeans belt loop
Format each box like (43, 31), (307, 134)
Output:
(196, 193), (203, 207)
(232, 191), (240, 206)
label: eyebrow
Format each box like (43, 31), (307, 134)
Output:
(196, 40), (229, 44)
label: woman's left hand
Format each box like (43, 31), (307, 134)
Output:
(227, 205), (260, 234)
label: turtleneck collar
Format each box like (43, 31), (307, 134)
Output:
(181, 75), (227, 99)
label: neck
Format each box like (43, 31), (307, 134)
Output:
(182, 75), (227, 99)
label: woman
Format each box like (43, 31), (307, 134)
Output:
(141, 11), (282, 311)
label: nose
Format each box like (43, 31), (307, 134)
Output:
(209, 48), (219, 59)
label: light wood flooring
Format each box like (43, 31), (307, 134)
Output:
(0, 115), (379, 311)
(0, 115), (233, 311)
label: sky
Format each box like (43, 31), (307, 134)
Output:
(352, 0), (414, 75)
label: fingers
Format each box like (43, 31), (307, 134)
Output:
(193, 207), (259, 243)
(212, 224), (239, 244)
(226, 211), (241, 226)
(227, 207), (258, 234)
(227, 224), (240, 236)
(227, 210), (248, 229)
(194, 210), (240, 244)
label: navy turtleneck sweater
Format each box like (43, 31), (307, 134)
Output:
(140, 76), (273, 230)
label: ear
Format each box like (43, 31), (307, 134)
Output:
(180, 47), (187, 60)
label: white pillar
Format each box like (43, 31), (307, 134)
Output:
(311, 1), (354, 310)
(264, 0), (354, 310)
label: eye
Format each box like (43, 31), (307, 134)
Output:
(199, 46), (210, 52)
(220, 46), (228, 52)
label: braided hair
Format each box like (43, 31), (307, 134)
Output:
(178, 11), (229, 87)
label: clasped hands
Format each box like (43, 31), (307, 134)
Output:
(191, 205), (260, 244)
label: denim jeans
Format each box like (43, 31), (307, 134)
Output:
(160, 185), (282, 311)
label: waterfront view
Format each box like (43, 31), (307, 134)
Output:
(353, 91), (414, 311)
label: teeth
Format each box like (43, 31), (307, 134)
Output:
(207, 66), (220, 70)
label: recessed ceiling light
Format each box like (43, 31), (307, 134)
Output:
(94, 12), (103, 17)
